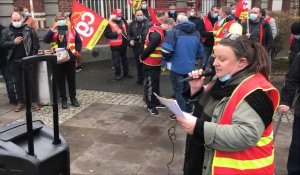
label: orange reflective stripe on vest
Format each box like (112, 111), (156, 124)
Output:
(213, 20), (236, 46)
(202, 16), (214, 43)
(143, 25), (164, 66)
(212, 73), (280, 175)
(109, 21), (127, 47)
(51, 27), (79, 56)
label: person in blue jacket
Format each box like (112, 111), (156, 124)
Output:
(162, 13), (203, 112)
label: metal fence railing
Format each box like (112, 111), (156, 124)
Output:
(77, 0), (133, 21)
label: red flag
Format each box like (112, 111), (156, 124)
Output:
(234, 0), (249, 20)
(71, 0), (109, 50)
(148, 7), (159, 25)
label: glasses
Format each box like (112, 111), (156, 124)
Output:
(224, 33), (247, 53)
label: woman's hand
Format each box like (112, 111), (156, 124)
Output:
(188, 69), (206, 96)
(176, 114), (197, 135)
(278, 105), (290, 114)
(50, 22), (58, 32)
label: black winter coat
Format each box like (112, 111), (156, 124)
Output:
(0, 24), (40, 62)
(281, 53), (300, 118)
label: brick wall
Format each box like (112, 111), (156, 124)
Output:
(217, 0), (227, 7)
(59, 0), (73, 13)
(13, 0), (45, 12)
(252, 0), (262, 7)
(155, 0), (175, 8)
(282, 0), (291, 11)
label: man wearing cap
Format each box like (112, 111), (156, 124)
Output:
(104, 9), (133, 80)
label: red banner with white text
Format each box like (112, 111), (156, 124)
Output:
(71, 0), (109, 50)
(234, 0), (249, 20)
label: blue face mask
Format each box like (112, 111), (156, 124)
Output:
(211, 13), (218, 19)
(250, 13), (258, 21)
(294, 35), (300, 40)
(141, 4), (147, 9)
(231, 10), (236, 15)
(170, 10), (175, 14)
(116, 17), (122, 21)
(218, 74), (231, 82)
(57, 20), (67, 26)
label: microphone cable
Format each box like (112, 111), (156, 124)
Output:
(167, 115), (177, 175)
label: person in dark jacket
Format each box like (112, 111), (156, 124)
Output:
(188, 9), (201, 32)
(288, 21), (300, 65)
(241, 7), (273, 52)
(141, 1), (151, 20)
(140, 11), (174, 115)
(168, 5), (177, 21)
(128, 9), (151, 85)
(1, 11), (40, 112)
(43, 12), (82, 109)
(104, 9), (133, 80)
(0, 23), (17, 105)
(278, 22), (300, 175)
(162, 14), (202, 113)
(199, 6), (219, 68)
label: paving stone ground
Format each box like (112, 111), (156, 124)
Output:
(0, 82), (292, 175)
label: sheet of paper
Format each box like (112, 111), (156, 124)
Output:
(154, 93), (185, 117)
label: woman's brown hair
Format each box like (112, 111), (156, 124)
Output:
(218, 34), (270, 80)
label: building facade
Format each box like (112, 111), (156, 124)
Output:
(0, 0), (299, 27)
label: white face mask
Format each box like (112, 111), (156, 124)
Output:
(190, 12), (195, 17)
(12, 21), (22, 28)
(23, 12), (30, 17)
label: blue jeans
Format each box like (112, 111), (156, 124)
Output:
(202, 46), (213, 68)
(287, 116), (300, 175)
(0, 64), (16, 103)
(170, 71), (192, 113)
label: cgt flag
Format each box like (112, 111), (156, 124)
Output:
(71, 0), (109, 50)
(234, 0), (249, 20)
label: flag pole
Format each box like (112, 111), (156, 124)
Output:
(247, 16), (249, 34)
(29, 0), (35, 19)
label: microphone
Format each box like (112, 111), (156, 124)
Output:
(179, 69), (214, 82)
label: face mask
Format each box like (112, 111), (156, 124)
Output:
(231, 10), (236, 15)
(294, 35), (300, 40)
(12, 21), (22, 28)
(136, 16), (144, 21)
(57, 20), (67, 26)
(250, 13), (258, 21)
(190, 12), (195, 17)
(218, 74), (231, 82)
(170, 10), (175, 14)
(141, 4), (147, 9)
(116, 17), (122, 21)
(217, 17), (225, 26)
(211, 13), (218, 18)
(23, 12), (30, 17)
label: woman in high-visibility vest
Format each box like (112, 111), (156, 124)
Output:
(176, 33), (279, 175)
(43, 12), (82, 109)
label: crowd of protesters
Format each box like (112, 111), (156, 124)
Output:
(0, 2), (300, 175)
